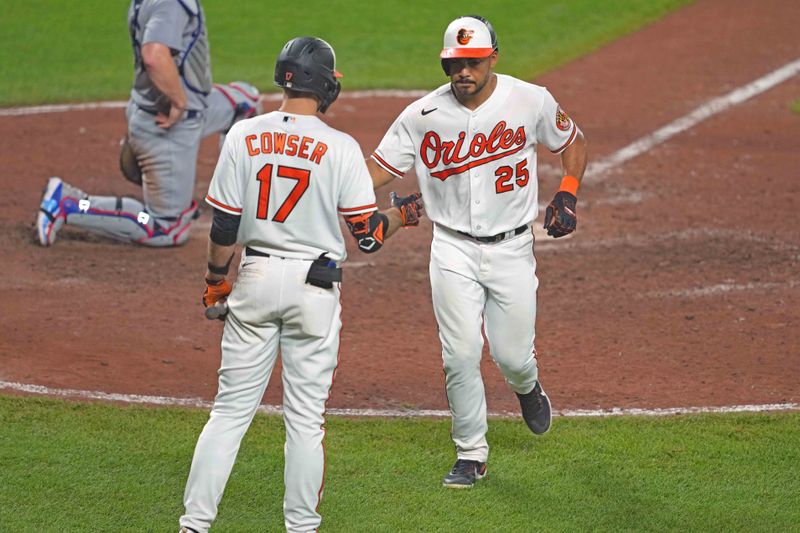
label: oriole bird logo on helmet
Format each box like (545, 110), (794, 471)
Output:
(456, 28), (474, 45)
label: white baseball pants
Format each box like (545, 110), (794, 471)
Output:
(430, 224), (539, 463)
(181, 255), (340, 532)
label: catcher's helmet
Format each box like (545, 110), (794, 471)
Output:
(274, 37), (342, 113)
(440, 15), (499, 74)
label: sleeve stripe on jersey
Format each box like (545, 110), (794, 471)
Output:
(339, 203), (378, 214)
(550, 125), (578, 154)
(205, 194), (243, 214)
(371, 152), (404, 178)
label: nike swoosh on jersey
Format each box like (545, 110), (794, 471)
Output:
(421, 108), (438, 116)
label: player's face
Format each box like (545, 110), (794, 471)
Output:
(446, 52), (498, 98)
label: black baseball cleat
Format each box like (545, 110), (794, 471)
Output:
(516, 381), (552, 435)
(442, 459), (487, 489)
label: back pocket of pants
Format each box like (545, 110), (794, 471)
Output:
(300, 284), (339, 338)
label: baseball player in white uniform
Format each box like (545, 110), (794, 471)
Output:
(179, 37), (423, 532)
(368, 15), (588, 488)
(35, 0), (262, 247)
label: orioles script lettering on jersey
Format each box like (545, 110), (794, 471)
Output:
(420, 121), (526, 181)
(245, 132), (329, 164)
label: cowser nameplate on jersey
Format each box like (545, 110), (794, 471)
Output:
(420, 121), (526, 181)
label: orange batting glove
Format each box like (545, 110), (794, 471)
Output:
(203, 278), (232, 308)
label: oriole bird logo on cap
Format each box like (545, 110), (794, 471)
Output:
(456, 28), (474, 45)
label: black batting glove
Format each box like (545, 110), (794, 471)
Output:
(390, 191), (424, 227)
(543, 191), (577, 238)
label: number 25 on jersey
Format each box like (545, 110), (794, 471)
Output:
(495, 160), (529, 194)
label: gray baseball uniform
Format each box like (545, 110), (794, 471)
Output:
(35, 0), (261, 247)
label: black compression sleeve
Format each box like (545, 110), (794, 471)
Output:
(210, 208), (241, 246)
(344, 211), (388, 254)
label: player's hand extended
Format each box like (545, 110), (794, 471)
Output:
(203, 277), (232, 308)
(390, 192), (424, 227)
(156, 103), (186, 129)
(543, 191), (577, 238)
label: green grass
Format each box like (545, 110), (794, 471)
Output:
(0, 0), (692, 105)
(791, 98), (800, 114)
(1, 396), (798, 532)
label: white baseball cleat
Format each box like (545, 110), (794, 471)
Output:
(36, 177), (66, 246)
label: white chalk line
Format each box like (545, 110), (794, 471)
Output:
(586, 58), (800, 181)
(0, 90), (429, 117)
(644, 280), (800, 299)
(1, 380), (796, 418)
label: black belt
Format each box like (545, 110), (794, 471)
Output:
(137, 105), (199, 120)
(244, 247), (342, 288)
(245, 246), (270, 257)
(457, 225), (528, 244)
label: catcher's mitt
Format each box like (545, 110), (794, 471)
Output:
(119, 135), (142, 186)
(390, 191), (424, 226)
(543, 191), (577, 238)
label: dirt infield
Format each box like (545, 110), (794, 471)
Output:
(1, 0), (798, 414)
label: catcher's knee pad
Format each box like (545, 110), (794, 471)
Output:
(216, 81), (263, 128)
(138, 201), (199, 247)
(119, 135), (143, 186)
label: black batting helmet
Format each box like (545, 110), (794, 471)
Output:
(274, 37), (342, 113)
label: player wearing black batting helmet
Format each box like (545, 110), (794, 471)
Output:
(274, 36), (342, 113)
(178, 35), (423, 533)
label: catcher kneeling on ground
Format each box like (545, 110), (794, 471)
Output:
(35, 0), (262, 247)
(178, 36), (423, 533)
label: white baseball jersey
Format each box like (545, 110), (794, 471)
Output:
(372, 74), (579, 237)
(206, 111), (378, 262)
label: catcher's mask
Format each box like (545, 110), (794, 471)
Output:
(440, 15), (499, 75)
(274, 36), (342, 113)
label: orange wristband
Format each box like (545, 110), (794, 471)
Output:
(559, 175), (580, 196)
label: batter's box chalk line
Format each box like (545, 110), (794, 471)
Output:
(0, 380), (796, 418)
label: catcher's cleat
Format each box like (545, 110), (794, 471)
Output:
(36, 177), (67, 246)
(516, 381), (552, 435)
(442, 459), (487, 489)
(36, 177), (86, 246)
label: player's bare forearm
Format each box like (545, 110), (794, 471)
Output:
(560, 129), (588, 181)
(545, 130), (586, 238)
(141, 42), (187, 111)
(382, 207), (404, 239)
(206, 240), (236, 282)
(367, 158), (397, 190)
